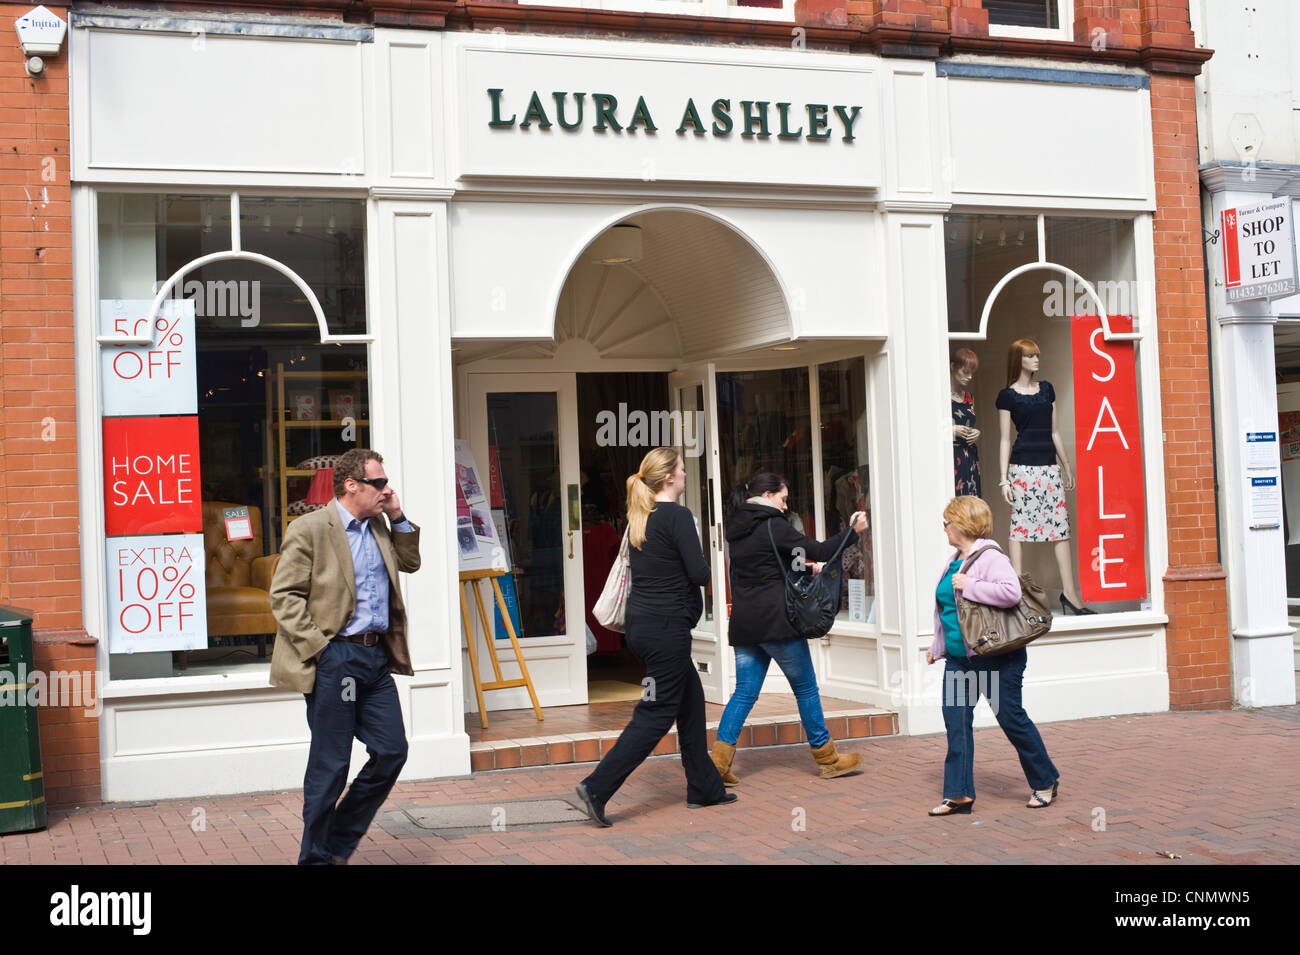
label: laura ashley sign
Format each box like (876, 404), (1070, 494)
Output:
(460, 47), (879, 186)
(487, 89), (865, 142)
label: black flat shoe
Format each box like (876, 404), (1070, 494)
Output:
(928, 798), (975, 816)
(575, 783), (612, 827)
(687, 792), (739, 809)
(1060, 595), (1097, 616)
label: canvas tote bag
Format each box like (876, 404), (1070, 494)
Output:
(593, 527), (631, 633)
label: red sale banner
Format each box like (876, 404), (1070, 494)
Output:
(103, 416), (203, 536)
(1221, 207), (1240, 288)
(1071, 315), (1147, 602)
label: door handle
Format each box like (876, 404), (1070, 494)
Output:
(568, 529), (574, 559)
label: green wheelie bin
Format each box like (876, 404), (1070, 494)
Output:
(0, 606), (46, 833)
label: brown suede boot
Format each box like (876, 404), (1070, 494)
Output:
(811, 740), (862, 779)
(710, 740), (740, 786)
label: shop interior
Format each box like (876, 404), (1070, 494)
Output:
(1274, 325), (1300, 694)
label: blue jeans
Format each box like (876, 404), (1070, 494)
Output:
(717, 639), (830, 748)
(299, 640), (409, 865)
(940, 647), (1058, 800)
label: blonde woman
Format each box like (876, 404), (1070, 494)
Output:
(576, 447), (736, 827)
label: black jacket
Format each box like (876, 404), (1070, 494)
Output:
(726, 502), (852, 646)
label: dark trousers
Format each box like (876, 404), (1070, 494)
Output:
(581, 612), (726, 806)
(940, 647), (1058, 800)
(299, 640), (409, 865)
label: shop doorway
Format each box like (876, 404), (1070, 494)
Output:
(456, 206), (799, 714)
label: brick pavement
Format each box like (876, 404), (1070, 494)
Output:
(2, 705), (1296, 865)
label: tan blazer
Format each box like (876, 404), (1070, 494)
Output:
(269, 502), (421, 694)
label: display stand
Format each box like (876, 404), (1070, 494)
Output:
(458, 569), (544, 730)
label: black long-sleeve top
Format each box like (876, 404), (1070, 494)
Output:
(627, 501), (710, 624)
(726, 502), (854, 645)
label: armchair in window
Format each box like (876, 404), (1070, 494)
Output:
(197, 501), (280, 663)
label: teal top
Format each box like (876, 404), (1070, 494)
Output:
(936, 557), (967, 658)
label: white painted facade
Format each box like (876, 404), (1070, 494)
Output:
(70, 11), (1175, 801)
(1192, 0), (1300, 707)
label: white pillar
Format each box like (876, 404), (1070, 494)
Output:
(1208, 188), (1298, 707)
(880, 211), (953, 735)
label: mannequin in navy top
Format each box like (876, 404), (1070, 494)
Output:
(996, 338), (1089, 614)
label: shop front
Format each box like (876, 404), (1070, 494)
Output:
(71, 9), (1181, 801)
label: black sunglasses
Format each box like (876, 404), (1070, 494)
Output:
(354, 477), (389, 491)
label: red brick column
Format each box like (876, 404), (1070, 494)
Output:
(0, 3), (100, 805)
(1144, 2), (1231, 710)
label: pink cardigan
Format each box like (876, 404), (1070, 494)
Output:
(928, 539), (1022, 660)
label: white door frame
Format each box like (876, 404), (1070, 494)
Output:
(464, 371), (588, 709)
(669, 363), (732, 704)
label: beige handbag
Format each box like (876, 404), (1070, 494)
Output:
(593, 527), (631, 633)
(956, 545), (1053, 656)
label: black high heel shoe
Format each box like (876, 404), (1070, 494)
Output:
(1060, 595), (1096, 616)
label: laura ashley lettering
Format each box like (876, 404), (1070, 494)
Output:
(488, 89), (862, 143)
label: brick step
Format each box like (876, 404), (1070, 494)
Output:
(469, 708), (897, 772)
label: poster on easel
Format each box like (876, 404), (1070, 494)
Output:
(454, 440), (507, 573)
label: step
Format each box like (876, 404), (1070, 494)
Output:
(469, 707), (898, 772)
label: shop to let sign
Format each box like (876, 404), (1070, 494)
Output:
(1221, 197), (1298, 302)
(99, 299), (197, 416)
(1071, 315), (1147, 602)
(102, 416), (202, 536)
(105, 535), (207, 653)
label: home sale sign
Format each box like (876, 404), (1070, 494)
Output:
(1071, 314), (1147, 602)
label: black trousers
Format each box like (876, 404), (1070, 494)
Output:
(581, 612), (726, 806)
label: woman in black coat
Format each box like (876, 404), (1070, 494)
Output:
(709, 471), (868, 785)
(575, 447), (736, 827)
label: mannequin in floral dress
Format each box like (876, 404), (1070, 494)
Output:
(951, 348), (982, 498)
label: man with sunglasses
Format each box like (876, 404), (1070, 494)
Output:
(270, 447), (421, 864)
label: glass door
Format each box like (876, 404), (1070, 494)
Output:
(465, 373), (587, 708)
(669, 364), (731, 704)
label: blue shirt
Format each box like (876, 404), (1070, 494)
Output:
(936, 557), (967, 659)
(334, 499), (413, 636)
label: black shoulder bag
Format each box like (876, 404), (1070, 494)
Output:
(767, 521), (856, 640)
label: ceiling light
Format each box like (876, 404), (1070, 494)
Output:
(772, 345), (800, 352)
(589, 224), (643, 265)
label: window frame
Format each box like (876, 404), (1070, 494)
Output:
(522, 0), (796, 24)
(91, 186), (376, 685)
(984, 0), (1074, 43)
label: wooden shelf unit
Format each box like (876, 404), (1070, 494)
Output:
(265, 363), (369, 548)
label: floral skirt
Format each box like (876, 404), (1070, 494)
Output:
(1007, 464), (1070, 542)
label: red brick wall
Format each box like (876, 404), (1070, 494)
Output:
(0, 3), (100, 805)
(1148, 55), (1231, 709)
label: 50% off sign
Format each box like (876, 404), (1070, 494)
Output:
(105, 535), (208, 653)
(99, 299), (197, 416)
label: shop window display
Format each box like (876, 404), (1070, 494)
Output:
(943, 213), (1151, 616)
(717, 359), (875, 624)
(97, 193), (369, 679)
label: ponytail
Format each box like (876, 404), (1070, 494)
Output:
(627, 447), (680, 549)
